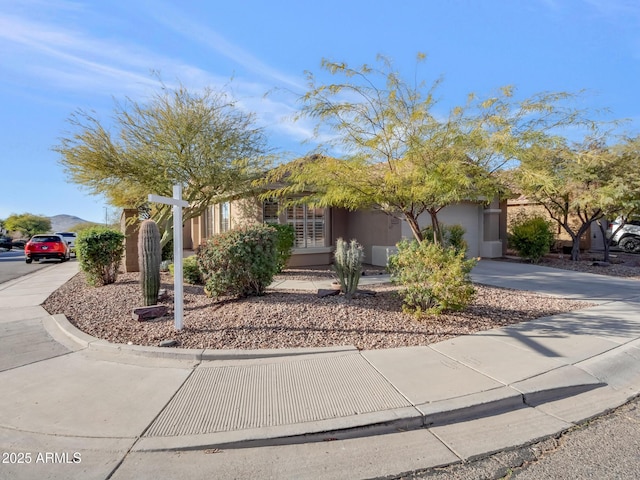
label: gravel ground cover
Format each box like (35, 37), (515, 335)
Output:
(518, 250), (640, 279)
(43, 252), (639, 350)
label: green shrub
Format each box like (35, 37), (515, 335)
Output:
(197, 224), (279, 299)
(509, 214), (555, 263)
(388, 239), (477, 316)
(271, 223), (295, 272)
(334, 238), (364, 299)
(421, 224), (468, 255)
(161, 238), (173, 261)
(169, 255), (203, 285)
(76, 227), (125, 286)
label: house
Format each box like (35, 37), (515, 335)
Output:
(188, 195), (507, 267)
(506, 196), (605, 252)
(117, 154), (509, 271)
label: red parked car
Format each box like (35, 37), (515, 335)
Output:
(25, 234), (71, 264)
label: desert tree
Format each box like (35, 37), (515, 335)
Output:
(4, 213), (51, 237)
(262, 55), (587, 244)
(594, 135), (640, 260)
(514, 133), (637, 261)
(55, 83), (272, 244)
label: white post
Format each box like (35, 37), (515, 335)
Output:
(172, 184), (184, 331)
(148, 185), (189, 331)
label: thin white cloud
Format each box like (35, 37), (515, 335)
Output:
(0, 3), (312, 151)
(144, 1), (306, 92)
(3, 7), (262, 97)
(0, 13), (196, 96)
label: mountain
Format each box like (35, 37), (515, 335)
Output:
(49, 214), (91, 232)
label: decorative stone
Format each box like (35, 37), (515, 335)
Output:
(356, 289), (377, 296)
(591, 261), (610, 267)
(159, 339), (179, 347)
(317, 289), (341, 298)
(132, 305), (168, 321)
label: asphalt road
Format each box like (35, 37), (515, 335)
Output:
(397, 395), (640, 480)
(0, 249), (55, 283)
(507, 396), (640, 480)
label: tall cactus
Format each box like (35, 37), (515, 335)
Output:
(334, 238), (364, 299)
(138, 219), (162, 306)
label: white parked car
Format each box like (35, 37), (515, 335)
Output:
(55, 232), (77, 257)
(607, 217), (640, 253)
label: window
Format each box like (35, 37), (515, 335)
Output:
(219, 202), (230, 233)
(286, 204), (325, 248)
(263, 198), (280, 224)
(204, 206), (214, 238)
(30, 236), (62, 243)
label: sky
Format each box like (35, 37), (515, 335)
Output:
(1, 0), (639, 224)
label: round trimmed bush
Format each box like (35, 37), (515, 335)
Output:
(388, 239), (476, 316)
(509, 214), (555, 263)
(76, 226), (125, 286)
(197, 224), (279, 299)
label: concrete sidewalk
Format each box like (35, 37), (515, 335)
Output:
(0, 260), (639, 479)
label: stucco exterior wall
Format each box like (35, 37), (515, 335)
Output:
(189, 198), (505, 265)
(216, 198), (262, 231)
(330, 208), (349, 248)
(121, 209), (140, 272)
(439, 203), (482, 257)
(286, 249), (333, 267)
(402, 203), (483, 257)
(182, 220), (193, 250)
(338, 209), (401, 264)
(398, 201), (505, 259)
(190, 216), (203, 248)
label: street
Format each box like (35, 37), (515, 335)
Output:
(403, 395), (640, 479)
(0, 250), (55, 284)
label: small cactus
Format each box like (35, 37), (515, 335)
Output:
(138, 219), (162, 306)
(334, 238), (364, 299)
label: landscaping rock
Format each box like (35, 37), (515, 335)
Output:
(356, 289), (377, 296)
(159, 339), (179, 347)
(132, 305), (167, 321)
(317, 289), (340, 298)
(43, 268), (604, 351)
(317, 288), (376, 298)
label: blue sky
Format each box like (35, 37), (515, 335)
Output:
(1, 0), (639, 224)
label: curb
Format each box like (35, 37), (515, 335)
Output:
(47, 313), (359, 361)
(44, 314), (628, 453)
(131, 381), (613, 452)
(36, 265), (640, 454)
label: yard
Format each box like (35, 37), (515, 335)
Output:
(41, 252), (640, 350)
